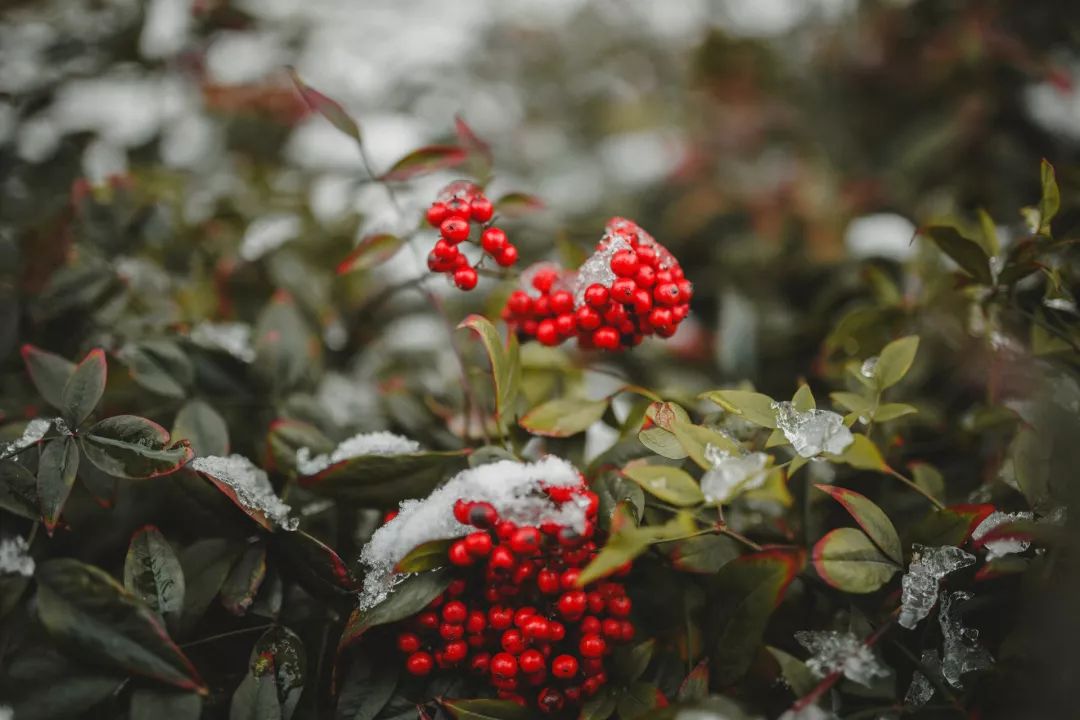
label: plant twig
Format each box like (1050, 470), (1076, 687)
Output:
(180, 623), (274, 649)
(886, 466), (945, 509)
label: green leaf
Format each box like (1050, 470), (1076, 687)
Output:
(622, 464), (704, 507)
(920, 226), (993, 284)
(580, 688), (617, 720)
(0, 458), (40, 520)
(179, 538), (242, 633)
(613, 639), (655, 682)
(37, 437), (79, 533)
(230, 674), (280, 720)
(131, 689), (202, 720)
(442, 699), (533, 720)
(272, 530), (359, 600)
(336, 655), (398, 720)
(220, 543), (267, 616)
(287, 67), (361, 142)
(300, 449), (470, 507)
(909, 463), (945, 504)
(831, 391), (872, 415)
(909, 503), (994, 547)
(711, 548), (803, 685)
(124, 525), (185, 623)
(381, 145), (468, 181)
(232, 626), (305, 720)
(266, 419), (334, 476)
(35, 558), (205, 693)
(395, 538), (453, 573)
(874, 335), (919, 389)
(638, 426), (688, 459)
(61, 348), (107, 426)
(699, 390), (777, 428)
(520, 397), (608, 437)
(120, 340), (193, 399)
(454, 114), (493, 165)
(766, 646), (817, 696)
(494, 192), (545, 216)
(339, 569), (451, 651)
(831, 434), (887, 471)
(676, 659), (710, 702)
(458, 314), (519, 428)
(1038, 158), (1060, 234)
(669, 420), (742, 469)
(172, 399), (230, 457)
(21, 344), (75, 410)
(7, 648), (122, 720)
(792, 384), (816, 411)
(811, 527), (899, 593)
(815, 485), (902, 564)
(873, 403), (918, 422)
(336, 233), (404, 274)
(668, 533), (741, 574)
(254, 293), (318, 395)
(81, 415), (194, 479)
(616, 681), (659, 720)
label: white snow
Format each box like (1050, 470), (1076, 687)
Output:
(0, 536), (34, 577)
(898, 544), (975, 629)
(844, 213), (917, 263)
(239, 213), (302, 262)
(794, 630), (889, 687)
(939, 591), (993, 688)
(189, 322), (256, 362)
(571, 236), (630, 307)
(700, 444), (769, 503)
(772, 402), (853, 458)
(190, 455), (298, 531)
(971, 511), (1033, 560)
(359, 456), (586, 609)
(295, 431), (421, 476)
(1, 418), (53, 459)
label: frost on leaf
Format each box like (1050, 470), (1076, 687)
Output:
(794, 630), (890, 687)
(904, 649), (941, 709)
(939, 591), (993, 688)
(296, 431), (421, 476)
(189, 321), (256, 362)
(0, 418), (53, 459)
(359, 456), (586, 610)
(190, 455), (298, 531)
(700, 443), (768, 503)
(971, 510), (1034, 560)
(898, 544), (975, 629)
(771, 402), (854, 458)
(0, 535), (34, 577)
(860, 356), (879, 378)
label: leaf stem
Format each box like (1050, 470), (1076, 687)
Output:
(180, 623), (273, 649)
(886, 466), (945, 509)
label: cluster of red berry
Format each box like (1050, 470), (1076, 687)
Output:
(425, 181), (518, 291)
(393, 485), (635, 714)
(502, 218), (692, 351)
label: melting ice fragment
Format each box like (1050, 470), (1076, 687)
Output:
(190, 454), (298, 531)
(359, 457), (586, 610)
(970, 510), (1034, 560)
(296, 431), (420, 476)
(904, 649), (941, 709)
(700, 443), (768, 503)
(571, 236), (630, 307)
(898, 544), (975, 629)
(860, 356), (879, 379)
(0, 535), (34, 577)
(794, 630), (890, 687)
(939, 591), (993, 688)
(771, 402), (854, 458)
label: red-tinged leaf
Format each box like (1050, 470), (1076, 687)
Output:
(80, 415), (194, 480)
(273, 530), (359, 600)
(495, 192), (545, 216)
(62, 348), (107, 426)
(811, 527), (899, 594)
(286, 67), (361, 142)
(815, 485), (902, 564)
(21, 344), (75, 410)
(300, 449), (470, 508)
(974, 518), (1063, 549)
(457, 314), (520, 427)
(339, 569), (451, 651)
(454, 114), (493, 166)
(38, 436), (79, 534)
(380, 145), (468, 182)
(336, 233), (404, 275)
(676, 659), (710, 701)
(909, 503), (995, 548)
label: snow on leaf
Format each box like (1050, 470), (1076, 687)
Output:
(0, 418), (53, 459)
(939, 591), (993, 688)
(0, 535), (34, 577)
(295, 431), (421, 476)
(793, 630), (890, 687)
(189, 322), (256, 362)
(359, 457), (586, 610)
(190, 455), (298, 531)
(700, 444), (768, 503)
(898, 544), (975, 629)
(904, 649), (941, 709)
(771, 402), (854, 458)
(971, 510), (1034, 560)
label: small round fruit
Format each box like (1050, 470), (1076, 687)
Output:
(634, 265), (656, 288)
(654, 282), (681, 306)
(470, 652), (491, 675)
(507, 290), (533, 316)
(557, 590), (587, 618)
(593, 326), (620, 351)
(584, 283), (610, 308)
(560, 568), (581, 589)
(464, 531), (493, 557)
(608, 595), (632, 617)
(490, 546), (516, 570)
(453, 500), (473, 524)
(416, 611), (439, 630)
(489, 607), (513, 630)
(579, 634), (606, 658)
(470, 196), (494, 223)
(555, 313), (576, 337)
(510, 527), (542, 554)
(537, 687), (565, 714)
(496, 244), (518, 267)
(442, 601), (467, 624)
(468, 501), (498, 528)
(552, 654), (579, 679)
(610, 277), (637, 303)
(648, 307), (674, 331)
(453, 267), (478, 291)
(481, 227), (507, 254)
(632, 288), (653, 313)
(536, 319), (559, 346)
(444, 640), (468, 663)
(519, 649), (545, 674)
(537, 570), (560, 595)
(502, 629), (526, 654)
(550, 290), (574, 314)
(397, 632), (421, 654)
(440, 217), (470, 243)
(532, 268), (559, 292)
(448, 541), (473, 566)
(491, 652), (519, 679)
(610, 249), (639, 277)
(426, 202), (448, 227)
(466, 610), (487, 634)
(406, 652), (434, 676)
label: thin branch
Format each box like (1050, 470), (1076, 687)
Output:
(180, 623), (274, 649)
(886, 466), (945, 509)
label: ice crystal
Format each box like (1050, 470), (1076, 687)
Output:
(190, 455), (298, 531)
(295, 431), (421, 476)
(0, 535), (34, 577)
(239, 212), (302, 261)
(0, 418), (53, 459)
(794, 630), (890, 687)
(860, 356), (879, 378)
(898, 544), (975, 629)
(571, 235), (630, 307)
(359, 457), (586, 610)
(904, 649), (941, 708)
(189, 321), (256, 362)
(971, 510), (1033, 560)
(700, 444), (768, 503)
(771, 402), (854, 458)
(939, 591), (993, 688)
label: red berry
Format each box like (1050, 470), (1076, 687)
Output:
(446, 198), (471, 220)
(397, 632), (421, 654)
(406, 651), (434, 676)
(537, 570), (561, 594)
(582, 657), (605, 677)
(550, 290), (574, 315)
(536, 319), (559, 346)
(416, 611), (439, 630)
(471, 196), (494, 222)
(444, 640), (468, 663)
(496, 244), (518, 267)
(537, 687), (565, 714)
(555, 313), (576, 337)
(602, 618), (622, 639)
(466, 610), (487, 634)
(453, 500), (473, 524)
(552, 654), (578, 679)
(523, 616), (550, 640)
(533, 295), (552, 317)
(440, 217), (470, 243)
(580, 616), (601, 635)
(447, 579), (467, 596)
(508, 290), (533, 316)
(490, 546), (516, 570)
(547, 620), (566, 642)
(564, 686), (582, 704)
(560, 569), (581, 590)
(510, 527), (542, 554)
(464, 531), (493, 557)
(672, 303), (689, 322)
(654, 282), (681, 306)
(491, 652), (519, 678)
(632, 288), (653, 314)
(557, 591), (587, 618)
(481, 227), (507, 254)
(501, 629), (526, 654)
(634, 265), (656, 288)
(587, 592), (606, 614)
(454, 267), (478, 291)
(610, 249), (639, 277)
(440, 623), (464, 641)
(655, 270), (673, 284)
(496, 521), (518, 541)
(513, 606), (536, 627)
(636, 246), (657, 266)
(448, 541), (473, 566)
(468, 501), (498, 528)
(584, 284), (609, 308)
(603, 303), (628, 325)
(608, 595), (632, 617)
(427, 202), (449, 227)
(490, 607), (513, 630)
(433, 238), (458, 260)
(521, 319), (539, 337)
(648, 307), (674, 331)
(582, 673), (606, 695)
(621, 621), (635, 641)
(611, 278), (637, 303)
(532, 268), (559, 292)
(593, 327), (620, 351)
(579, 634), (606, 658)
(677, 279), (693, 302)
(442, 601), (467, 624)
(519, 649), (545, 674)
(470, 652), (491, 675)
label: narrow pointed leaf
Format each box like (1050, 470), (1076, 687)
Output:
(124, 525), (185, 622)
(61, 348), (107, 426)
(442, 699), (533, 720)
(299, 449), (470, 507)
(459, 314), (519, 426)
(21, 344), (75, 410)
(381, 145), (468, 182)
(520, 397), (608, 437)
(37, 437), (79, 533)
(336, 233), (404, 274)
(287, 67), (361, 142)
(339, 569), (451, 650)
(920, 226), (993, 284)
(622, 464), (704, 507)
(81, 415), (194, 479)
(699, 390), (777, 428)
(873, 335), (919, 389)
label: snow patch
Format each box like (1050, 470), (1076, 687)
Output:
(1, 418), (54, 459)
(189, 322), (256, 362)
(971, 510), (1033, 560)
(190, 455), (298, 531)
(296, 431), (421, 476)
(0, 536), (34, 577)
(240, 213), (302, 261)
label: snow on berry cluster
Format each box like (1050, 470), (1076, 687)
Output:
(502, 218), (692, 351)
(360, 458), (634, 713)
(425, 181), (519, 291)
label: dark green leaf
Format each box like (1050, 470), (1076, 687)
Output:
(7, 648), (122, 720)
(81, 415), (194, 479)
(638, 426), (688, 459)
(668, 533), (740, 574)
(272, 530), (359, 599)
(335, 654), (398, 720)
(120, 340), (193, 399)
(520, 397), (608, 437)
(615, 681), (659, 720)
(220, 542), (268, 616)
(811, 527), (899, 593)
(908, 504), (994, 547)
(0, 458), (39, 520)
(131, 689), (202, 720)
(267, 419), (334, 476)
(920, 226), (993, 284)
(172, 399), (230, 457)
(234, 626), (305, 720)
(395, 538), (452, 573)
(339, 569), (451, 650)
(676, 659), (710, 702)
(579, 688), (617, 720)
(61, 348), (107, 426)
(458, 314), (519, 428)
(180, 538), (243, 633)
(37, 436), (79, 533)
(381, 145), (468, 181)
(21, 344), (74, 410)
(230, 672), (281, 720)
(442, 699), (533, 720)
(1038, 158), (1060, 234)
(124, 525), (185, 623)
(613, 639), (655, 682)
(767, 646), (817, 696)
(254, 293), (319, 394)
